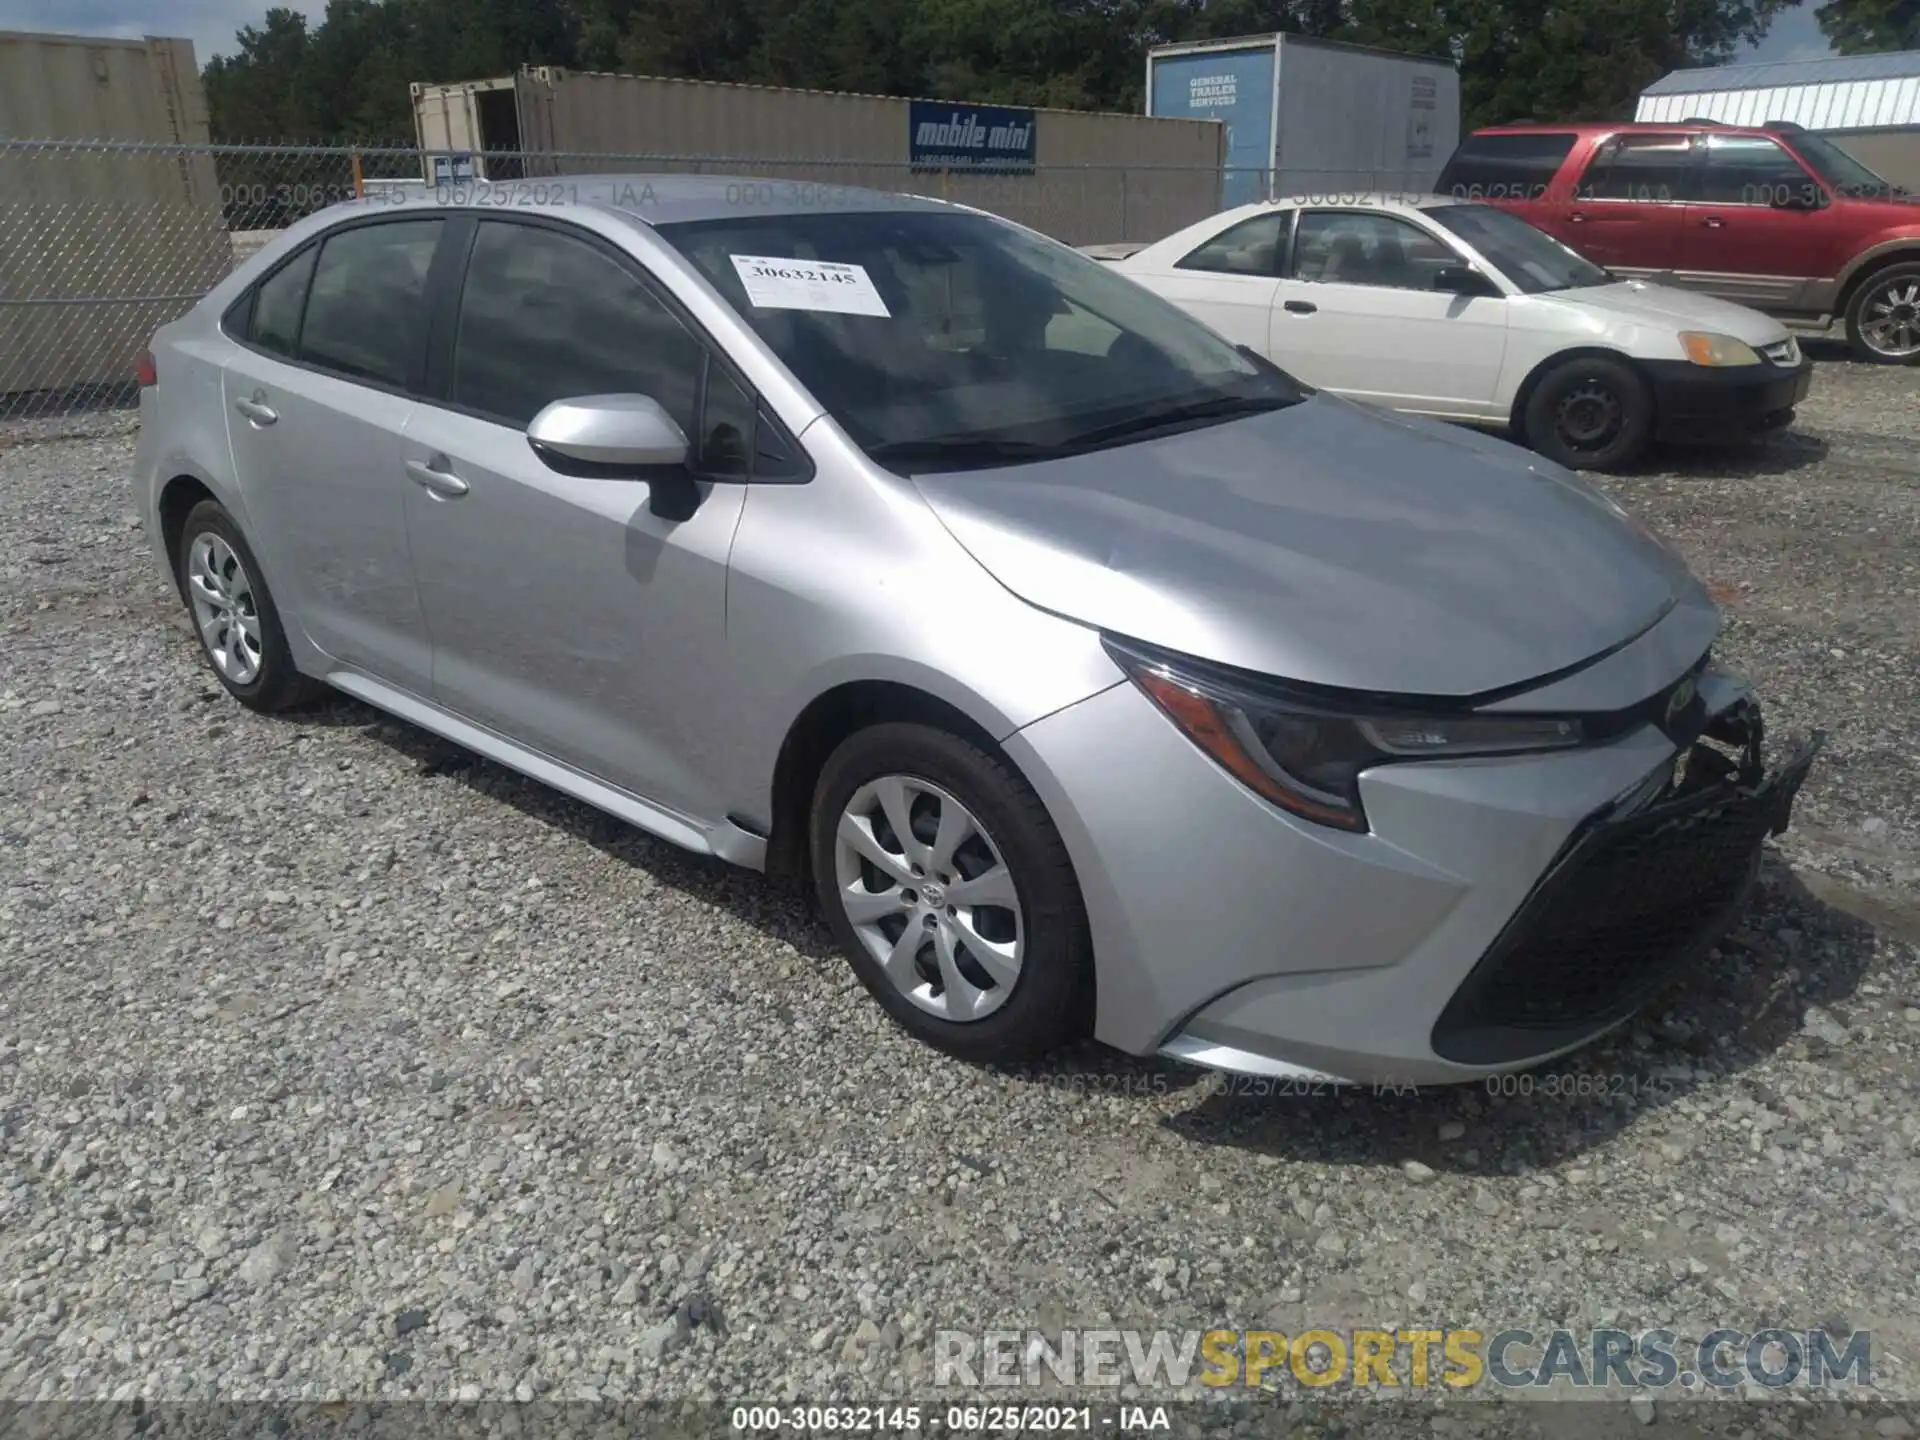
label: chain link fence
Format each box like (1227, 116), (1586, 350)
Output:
(0, 136), (1418, 421)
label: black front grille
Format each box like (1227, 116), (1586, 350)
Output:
(1432, 738), (1819, 1066)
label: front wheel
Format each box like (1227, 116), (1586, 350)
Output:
(1521, 356), (1654, 472)
(808, 722), (1093, 1063)
(1844, 262), (1920, 364)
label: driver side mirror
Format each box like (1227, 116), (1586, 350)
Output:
(1433, 264), (1499, 298)
(526, 394), (701, 521)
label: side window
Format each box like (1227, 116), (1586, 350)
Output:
(451, 221), (703, 436)
(1291, 212), (1457, 290)
(1576, 135), (1695, 202)
(1176, 211), (1292, 277)
(698, 357), (756, 477)
(1044, 298), (1123, 356)
(1699, 135), (1819, 206)
(1438, 133), (1577, 201)
(248, 246), (317, 359)
(298, 220), (443, 387)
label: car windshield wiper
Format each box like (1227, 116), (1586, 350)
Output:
(865, 435), (1066, 472)
(1059, 393), (1297, 451)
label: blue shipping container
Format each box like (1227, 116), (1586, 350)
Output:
(1148, 46), (1274, 208)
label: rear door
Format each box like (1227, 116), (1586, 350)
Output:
(1558, 132), (1696, 274)
(1270, 209), (1508, 417)
(1678, 133), (1831, 309)
(220, 216), (445, 692)
(1131, 210), (1293, 352)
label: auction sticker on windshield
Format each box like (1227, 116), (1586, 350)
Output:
(729, 255), (891, 317)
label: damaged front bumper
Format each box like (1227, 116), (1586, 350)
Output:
(1134, 670), (1822, 1086)
(1430, 699), (1823, 1067)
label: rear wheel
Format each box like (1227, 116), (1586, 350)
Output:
(176, 499), (322, 712)
(1522, 355), (1654, 472)
(809, 722), (1092, 1063)
(1844, 262), (1920, 364)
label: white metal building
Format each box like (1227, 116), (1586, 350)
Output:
(1637, 50), (1920, 187)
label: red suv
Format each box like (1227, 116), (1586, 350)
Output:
(1437, 121), (1920, 363)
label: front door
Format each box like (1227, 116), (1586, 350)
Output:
(399, 216), (747, 819)
(1272, 209), (1508, 418)
(220, 217), (445, 692)
(1677, 133), (1833, 310)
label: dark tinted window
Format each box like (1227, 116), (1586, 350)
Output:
(250, 246), (316, 358)
(1576, 135), (1695, 202)
(298, 221), (442, 387)
(1699, 134), (1819, 205)
(1177, 211), (1292, 277)
(452, 221), (703, 433)
(1438, 132), (1577, 201)
(699, 356), (755, 477)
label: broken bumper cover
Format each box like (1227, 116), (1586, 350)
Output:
(1430, 722), (1823, 1067)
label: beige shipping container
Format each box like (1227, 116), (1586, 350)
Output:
(1828, 128), (1920, 191)
(411, 68), (1224, 243)
(1, 30), (229, 403)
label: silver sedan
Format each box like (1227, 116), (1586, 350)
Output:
(133, 176), (1818, 1085)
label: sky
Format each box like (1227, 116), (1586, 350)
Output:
(0, 0), (326, 66)
(0, 0), (1839, 69)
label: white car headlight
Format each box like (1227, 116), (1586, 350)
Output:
(1679, 331), (1762, 367)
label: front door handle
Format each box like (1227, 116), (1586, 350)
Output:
(1701, 215), (1726, 228)
(405, 457), (470, 499)
(232, 394), (277, 426)
(1283, 300), (1317, 314)
(1567, 211), (1588, 223)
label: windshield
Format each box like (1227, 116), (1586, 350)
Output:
(1787, 131), (1903, 197)
(656, 209), (1306, 470)
(1427, 204), (1612, 294)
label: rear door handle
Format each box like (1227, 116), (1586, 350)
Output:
(232, 394), (277, 426)
(405, 457), (470, 499)
(1567, 211), (1588, 223)
(1283, 300), (1317, 314)
(1702, 215), (1726, 228)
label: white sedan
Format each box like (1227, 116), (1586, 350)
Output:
(1103, 196), (1813, 470)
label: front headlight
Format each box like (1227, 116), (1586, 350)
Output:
(1679, 331), (1762, 367)
(1105, 637), (1586, 833)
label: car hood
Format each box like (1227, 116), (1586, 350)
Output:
(1551, 279), (1789, 345)
(913, 395), (1710, 698)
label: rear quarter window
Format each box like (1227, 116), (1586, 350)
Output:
(248, 247), (317, 359)
(1438, 133), (1577, 202)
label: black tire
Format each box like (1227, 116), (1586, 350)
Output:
(1843, 261), (1920, 365)
(175, 499), (323, 713)
(1522, 355), (1654, 472)
(808, 722), (1093, 1063)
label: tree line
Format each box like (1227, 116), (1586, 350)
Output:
(203, 0), (1911, 145)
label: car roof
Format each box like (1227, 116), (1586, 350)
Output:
(1467, 120), (1787, 139)
(379, 173), (961, 227)
(1221, 193), (1462, 219)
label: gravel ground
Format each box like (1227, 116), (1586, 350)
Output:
(2, 357), (1918, 1438)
